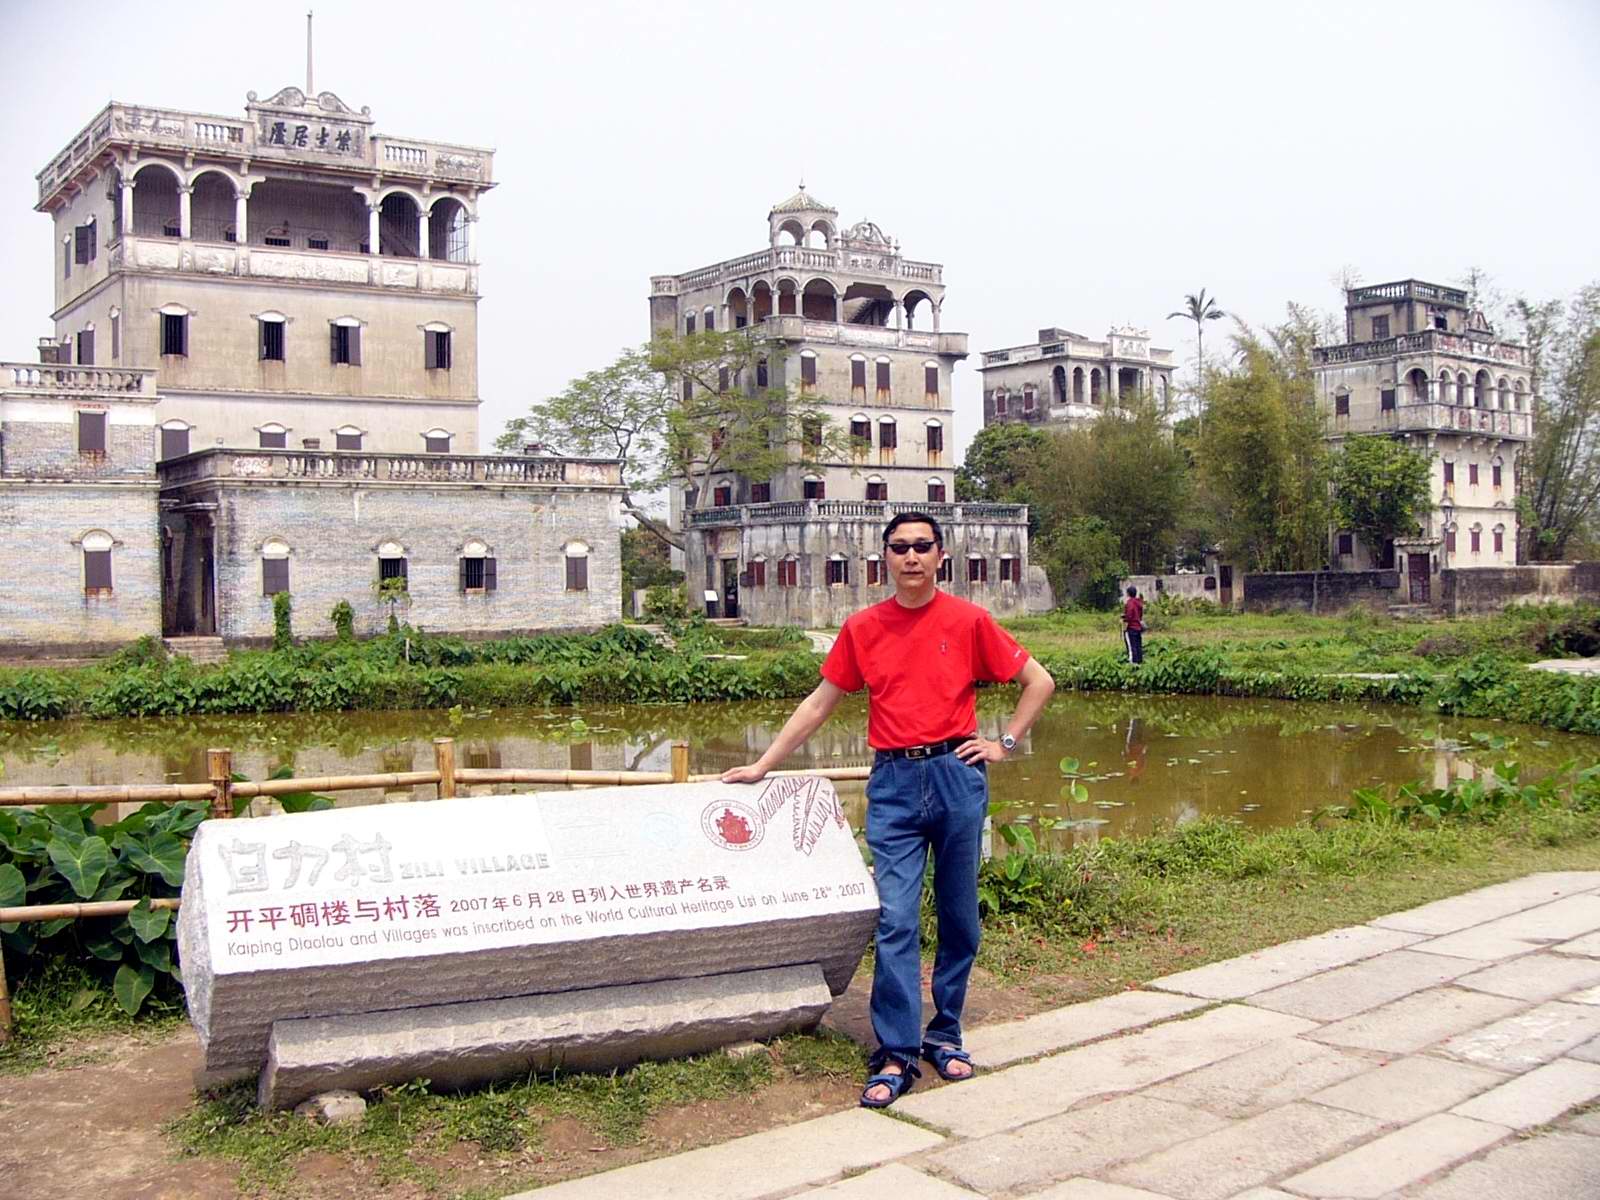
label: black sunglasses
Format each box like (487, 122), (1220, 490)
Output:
(885, 540), (939, 555)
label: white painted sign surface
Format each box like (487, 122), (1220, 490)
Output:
(185, 777), (875, 976)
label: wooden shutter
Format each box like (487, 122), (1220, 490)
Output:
(801, 355), (816, 385)
(84, 550), (112, 590)
(260, 429), (287, 449)
(880, 422), (897, 449)
(77, 331), (94, 365)
(75, 225), (92, 264)
(851, 360), (866, 388)
(566, 556), (587, 591)
(78, 411), (106, 453)
(349, 326), (362, 366)
(925, 365), (939, 395)
(876, 361), (890, 391)
(927, 425), (943, 452)
(161, 427), (189, 460)
(330, 324), (340, 364)
(484, 557), (497, 592)
(459, 556), (469, 591)
(425, 330), (438, 369)
(263, 559), (289, 595)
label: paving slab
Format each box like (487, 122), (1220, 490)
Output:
(1552, 930), (1600, 958)
(1142, 1037), (1372, 1119)
(1247, 948), (1474, 1022)
(1562, 1107), (1600, 1136)
(502, 1109), (944, 1200)
(1571, 1036), (1600, 1064)
(1370, 872), (1600, 935)
(1438, 1000), (1600, 1071)
(1454, 951), (1600, 1003)
(923, 1094), (1227, 1194)
(789, 1163), (976, 1199)
(1308, 1054), (1506, 1123)
(1146, 925), (1421, 1000)
(1452, 1057), (1600, 1128)
(1307, 985), (1526, 1054)
(1408, 1129), (1600, 1199)
(1280, 1112), (1507, 1198)
(1566, 983), (1600, 1005)
(1030, 1183), (1183, 1200)
(1417, 894), (1600, 962)
(894, 1005), (1315, 1138)
(1105, 1102), (1379, 1200)
(962, 989), (1206, 1067)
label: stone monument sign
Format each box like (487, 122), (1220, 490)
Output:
(177, 776), (878, 1106)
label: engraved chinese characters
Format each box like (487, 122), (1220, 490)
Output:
(177, 778), (878, 1079)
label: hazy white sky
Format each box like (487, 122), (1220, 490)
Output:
(4, 0), (1596, 460)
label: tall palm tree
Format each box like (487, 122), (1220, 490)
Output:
(1168, 289), (1226, 431)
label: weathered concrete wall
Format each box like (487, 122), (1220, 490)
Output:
(1121, 573), (1217, 603)
(1242, 570), (1399, 614)
(1439, 563), (1600, 616)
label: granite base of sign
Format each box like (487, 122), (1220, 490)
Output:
(261, 963), (830, 1109)
(177, 777), (877, 1103)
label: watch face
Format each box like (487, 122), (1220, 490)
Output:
(1000, 734), (1017, 750)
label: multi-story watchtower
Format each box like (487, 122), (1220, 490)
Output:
(978, 324), (1175, 428)
(1313, 279), (1534, 603)
(37, 85), (493, 457)
(648, 188), (1036, 626)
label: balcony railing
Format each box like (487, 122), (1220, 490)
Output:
(651, 244), (945, 296)
(158, 449), (623, 489)
(687, 500), (1027, 529)
(1314, 329), (1528, 368)
(981, 341), (1174, 368)
(1, 362), (158, 399)
(110, 236), (477, 295)
(1335, 402), (1532, 441)
(1348, 280), (1469, 307)
(758, 316), (968, 356)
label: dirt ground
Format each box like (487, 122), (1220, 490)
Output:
(0, 965), (1059, 1200)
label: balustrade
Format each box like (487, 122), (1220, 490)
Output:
(1, 362), (156, 397)
(158, 448), (613, 487)
(686, 499), (1025, 528)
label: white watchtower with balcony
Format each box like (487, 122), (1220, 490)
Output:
(648, 188), (1035, 627)
(1314, 279), (1534, 604)
(37, 85), (493, 459)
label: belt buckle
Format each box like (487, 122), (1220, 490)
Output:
(905, 745), (930, 760)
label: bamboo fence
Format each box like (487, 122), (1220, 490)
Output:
(0, 738), (869, 1041)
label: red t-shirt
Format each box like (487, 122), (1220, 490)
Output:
(821, 590), (1029, 750)
(1123, 595), (1144, 631)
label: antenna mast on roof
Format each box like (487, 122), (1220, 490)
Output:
(306, 10), (314, 96)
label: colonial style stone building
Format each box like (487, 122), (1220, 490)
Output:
(648, 188), (1033, 626)
(1313, 280), (1534, 604)
(6, 82), (622, 654)
(979, 325), (1175, 428)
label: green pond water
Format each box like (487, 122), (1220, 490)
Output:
(4, 692), (1596, 844)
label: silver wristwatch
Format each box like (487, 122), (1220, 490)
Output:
(999, 733), (1017, 752)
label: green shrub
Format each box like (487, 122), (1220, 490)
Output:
(330, 599), (355, 641)
(272, 592), (293, 652)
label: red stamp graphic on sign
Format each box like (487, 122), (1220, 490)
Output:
(702, 800), (763, 851)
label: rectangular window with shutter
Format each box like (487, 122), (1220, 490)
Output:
(1335, 393), (1349, 415)
(336, 432), (363, 451)
(379, 556), (408, 588)
(851, 418), (871, 447)
(78, 411), (107, 454)
(259, 429), (287, 449)
(1493, 464), (1502, 487)
(75, 224), (94, 264)
(925, 365), (939, 397)
(779, 559), (798, 587)
(1000, 558), (1018, 583)
(1443, 461), (1454, 485)
(1371, 315), (1390, 339)
(262, 559), (289, 596)
(826, 559), (848, 585)
(331, 324), (361, 365)
(260, 320), (285, 362)
(868, 559), (885, 586)
(565, 556), (588, 591)
(160, 427), (190, 460)
(851, 359), (866, 390)
(800, 355), (816, 387)
(76, 330), (94, 365)
(161, 313), (187, 356)
(749, 560), (766, 587)
(713, 485), (731, 506)
(879, 422), (897, 449)
(928, 480), (946, 502)
(967, 557), (988, 583)
(1471, 529), (1481, 553)
(111, 314), (120, 359)
(803, 417), (822, 447)
(803, 477), (825, 500)
(927, 424), (944, 453)
(937, 557), (953, 582)
(424, 434), (450, 453)
(1338, 532), (1353, 556)
(1494, 529), (1504, 554)
(425, 330), (452, 370)
(876, 360), (890, 394)
(1468, 463), (1479, 486)
(460, 556), (494, 591)
(750, 481), (771, 503)
(1380, 388), (1396, 411)
(84, 550), (112, 592)
(756, 359), (768, 388)
(866, 480), (887, 501)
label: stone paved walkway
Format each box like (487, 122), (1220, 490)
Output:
(510, 872), (1600, 1199)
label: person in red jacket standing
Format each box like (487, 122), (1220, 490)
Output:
(721, 512), (1055, 1108)
(1122, 585), (1144, 664)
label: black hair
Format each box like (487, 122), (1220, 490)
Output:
(1126, 585), (1138, 597)
(882, 511), (944, 547)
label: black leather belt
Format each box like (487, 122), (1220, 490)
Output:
(877, 736), (975, 761)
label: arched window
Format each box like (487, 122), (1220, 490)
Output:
(994, 388), (1008, 417)
(865, 474), (887, 501)
(925, 360), (940, 400)
(1438, 369), (1453, 405)
(850, 353), (868, 394)
(159, 419), (192, 461)
(878, 415), (898, 450)
(713, 477), (733, 507)
(875, 356), (891, 396)
(423, 427), (452, 454)
(799, 349), (817, 390)
(261, 537), (291, 596)
(685, 312), (696, 335)
(377, 540), (408, 589)
(778, 554), (799, 587)
(925, 418), (944, 457)
(826, 552), (849, 586)
(258, 422), (289, 449)
(866, 553), (885, 587)
(850, 412), (872, 451)
(927, 476), (947, 503)
(803, 472), (825, 500)
(1073, 367), (1086, 404)
(335, 424), (364, 451)
(1493, 524), (1505, 555)
(748, 554), (768, 588)
(329, 316), (363, 366)
(1514, 380), (1526, 412)
(1023, 385), (1037, 413)
(967, 554), (989, 584)
(1052, 365), (1066, 405)
(257, 310), (287, 362)
(80, 530), (115, 593)
(460, 538), (496, 593)
(564, 540), (590, 591)
(1334, 388), (1351, 416)
(1000, 554), (1019, 583)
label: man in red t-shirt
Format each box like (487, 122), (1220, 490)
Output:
(1122, 585), (1144, 665)
(722, 513), (1055, 1107)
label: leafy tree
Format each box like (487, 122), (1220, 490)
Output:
(621, 526), (682, 597)
(1515, 286), (1600, 559)
(498, 330), (847, 551)
(1028, 393), (1190, 573)
(955, 422), (1048, 504)
(1035, 516), (1126, 610)
(1330, 435), (1433, 560)
(1197, 319), (1329, 571)
(1167, 288), (1226, 427)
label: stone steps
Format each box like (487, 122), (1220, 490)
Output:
(162, 636), (228, 665)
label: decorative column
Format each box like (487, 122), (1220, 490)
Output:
(233, 187), (250, 246)
(418, 206), (430, 260)
(932, 301), (942, 333)
(120, 177), (134, 234)
(178, 185), (192, 239)
(465, 214), (477, 263)
(892, 300), (904, 331)
(367, 203), (381, 255)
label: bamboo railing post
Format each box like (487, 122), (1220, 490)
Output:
(434, 737), (457, 799)
(207, 748), (234, 821)
(0, 939), (12, 1044)
(671, 742), (690, 784)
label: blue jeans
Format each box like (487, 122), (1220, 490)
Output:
(865, 750), (988, 1059)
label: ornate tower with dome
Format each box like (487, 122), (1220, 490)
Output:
(648, 188), (1038, 627)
